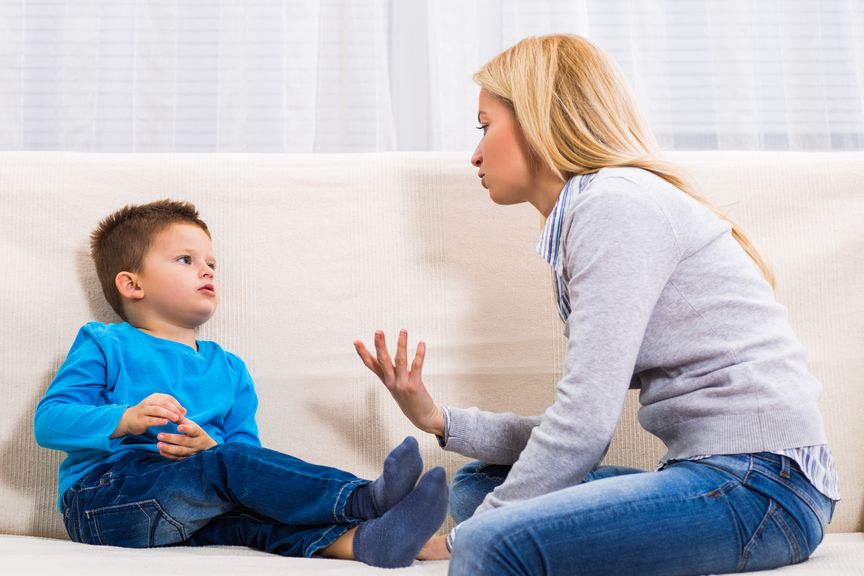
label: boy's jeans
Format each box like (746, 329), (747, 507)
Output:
(448, 452), (834, 576)
(62, 443), (367, 557)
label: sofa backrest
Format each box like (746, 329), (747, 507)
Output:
(0, 151), (861, 538)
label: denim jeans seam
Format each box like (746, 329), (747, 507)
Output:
(332, 480), (363, 523)
(748, 468), (827, 528)
(219, 511), (265, 524)
(770, 506), (803, 564)
(77, 483), (106, 494)
(473, 473), (506, 482)
(62, 490), (73, 520)
(683, 460), (747, 484)
(304, 523), (353, 558)
(486, 481), (740, 545)
(86, 498), (188, 545)
(63, 489), (81, 543)
(738, 498), (776, 571)
(743, 455), (756, 485)
(451, 472), (506, 493)
(703, 479), (740, 498)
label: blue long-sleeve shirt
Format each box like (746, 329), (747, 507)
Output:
(35, 322), (261, 509)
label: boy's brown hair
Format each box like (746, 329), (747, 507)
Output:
(90, 199), (210, 320)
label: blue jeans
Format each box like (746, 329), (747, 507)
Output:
(62, 443), (367, 557)
(448, 453), (834, 576)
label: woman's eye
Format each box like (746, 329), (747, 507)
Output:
(476, 124), (488, 133)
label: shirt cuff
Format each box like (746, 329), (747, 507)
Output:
(435, 406), (452, 448)
(445, 525), (459, 553)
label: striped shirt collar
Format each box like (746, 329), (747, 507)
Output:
(536, 173), (597, 276)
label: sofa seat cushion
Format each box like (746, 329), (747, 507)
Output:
(2, 533), (862, 575)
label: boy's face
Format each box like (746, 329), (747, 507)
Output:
(133, 223), (217, 329)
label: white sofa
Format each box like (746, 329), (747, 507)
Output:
(0, 151), (861, 575)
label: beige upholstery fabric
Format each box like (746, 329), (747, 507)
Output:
(0, 151), (861, 574)
(1, 534), (862, 576)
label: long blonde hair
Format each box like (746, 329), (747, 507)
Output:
(474, 34), (775, 288)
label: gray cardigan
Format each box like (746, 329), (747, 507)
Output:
(441, 167), (828, 516)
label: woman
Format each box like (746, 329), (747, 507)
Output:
(354, 34), (839, 576)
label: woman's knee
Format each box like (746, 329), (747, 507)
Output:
(450, 512), (535, 576)
(449, 461), (509, 525)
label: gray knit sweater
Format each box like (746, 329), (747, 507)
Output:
(441, 167), (828, 516)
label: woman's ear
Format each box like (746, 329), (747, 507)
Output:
(115, 271), (144, 301)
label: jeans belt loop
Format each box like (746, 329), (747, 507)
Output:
(779, 454), (791, 479)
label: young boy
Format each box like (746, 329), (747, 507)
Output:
(34, 199), (448, 568)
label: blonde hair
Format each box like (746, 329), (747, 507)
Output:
(473, 34), (775, 288)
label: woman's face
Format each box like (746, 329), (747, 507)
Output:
(471, 89), (536, 205)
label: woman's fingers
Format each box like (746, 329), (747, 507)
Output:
(353, 341), (385, 380)
(394, 330), (408, 376)
(373, 331), (396, 383)
(359, 330), (424, 389)
(357, 331), (442, 435)
(410, 341), (426, 383)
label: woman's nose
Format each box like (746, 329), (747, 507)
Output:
(471, 147), (482, 167)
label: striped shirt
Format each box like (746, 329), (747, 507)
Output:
(538, 173), (840, 501)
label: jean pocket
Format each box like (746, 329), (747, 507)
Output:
(86, 499), (187, 548)
(62, 489), (81, 543)
(739, 500), (808, 571)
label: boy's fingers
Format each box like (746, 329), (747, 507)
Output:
(161, 397), (186, 419)
(158, 444), (191, 460)
(157, 433), (188, 446)
(147, 417), (169, 427)
(144, 402), (177, 422)
(177, 422), (200, 437)
(149, 393), (185, 417)
(147, 405), (180, 422)
(158, 441), (193, 456)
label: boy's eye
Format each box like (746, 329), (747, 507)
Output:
(208, 262), (217, 271)
(178, 256), (192, 265)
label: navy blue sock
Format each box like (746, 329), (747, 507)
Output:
(347, 436), (423, 520)
(352, 467), (448, 568)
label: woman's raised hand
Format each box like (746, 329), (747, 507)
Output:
(353, 330), (445, 437)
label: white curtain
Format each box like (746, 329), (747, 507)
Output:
(1, 0), (862, 152)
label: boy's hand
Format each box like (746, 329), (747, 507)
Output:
(111, 393), (186, 438)
(353, 330), (445, 437)
(156, 417), (217, 461)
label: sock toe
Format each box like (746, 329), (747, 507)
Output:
(353, 467), (449, 568)
(371, 436), (423, 515)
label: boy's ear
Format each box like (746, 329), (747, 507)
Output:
(115, 271), (145, 301)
